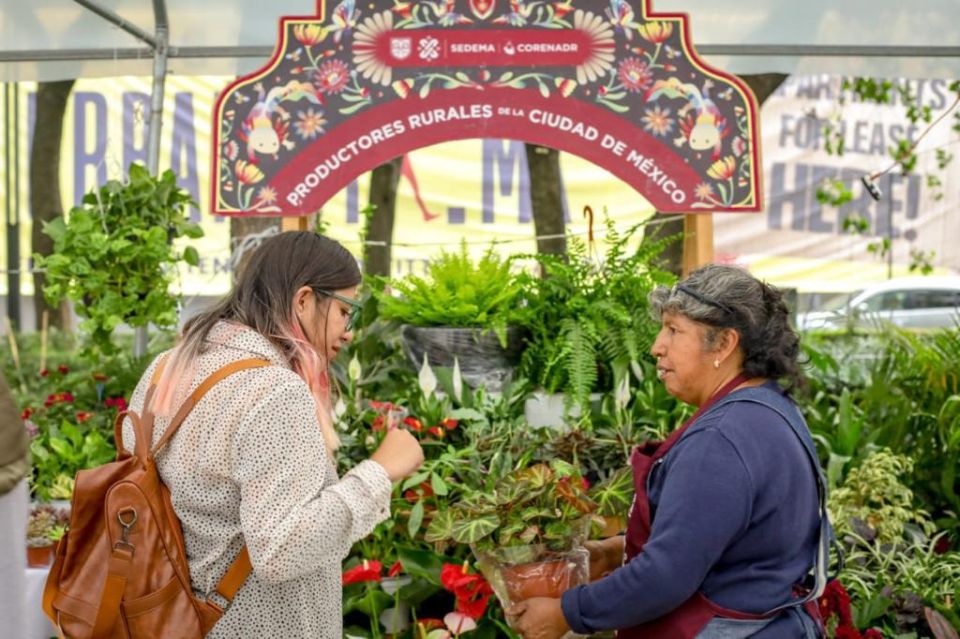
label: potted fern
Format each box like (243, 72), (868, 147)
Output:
(424, 459), (596, 606)
(374, 242), (529, 392)
(516, 220), (675, 425)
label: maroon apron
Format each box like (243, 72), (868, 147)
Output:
(618, 375), (821, 638)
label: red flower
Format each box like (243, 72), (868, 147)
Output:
(934, 534), (952, 554)
(92, 373), (109, 382)
(20, 407), (33, 420)
(835, 627), (862, 639)
(57, 365), (70, 374)
(342, 559), (383, 585)
(76, 411), (95, 423)
(105, 397), (128, 412)
(427, 426), (444, 439)
(39, 368), (49, 377)
(863, 630), (883, 639)
(371, 415), (386, 432)
(403, 416), (423, 432)
(441, 418), (458, 430)
(818, 580), (853, 628)
(388, 561), (403, 578)
(404, 481), (434, 504)
(43, 392), (74, 408)
(369, 400), (401, 412)
(440, 563), (494, 620)
(457, 588), (493, 620)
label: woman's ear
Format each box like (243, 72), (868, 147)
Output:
(716, 327), (742, 363)
(292, 286), (314, 317)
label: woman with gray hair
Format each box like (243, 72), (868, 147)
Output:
(510, 264), (830, 638)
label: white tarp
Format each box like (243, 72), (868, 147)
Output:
(1, 0), (959, 81)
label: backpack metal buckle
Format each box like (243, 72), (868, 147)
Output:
(114, 507), (138, 552)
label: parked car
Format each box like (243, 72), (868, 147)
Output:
(796, 277), (960, 331)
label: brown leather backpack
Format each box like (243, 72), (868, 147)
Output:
(42, 358), (270, 638)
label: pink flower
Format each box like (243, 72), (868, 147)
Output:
(617, 57), (653, 93)
(314, 59), (350, 94)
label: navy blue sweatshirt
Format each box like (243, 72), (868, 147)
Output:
(561, 383), (819, 636)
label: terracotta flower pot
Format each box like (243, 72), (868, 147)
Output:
(27, 544), (53, 568)
(502, 559), (577, 601)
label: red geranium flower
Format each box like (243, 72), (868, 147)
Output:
(44, 392), (75, 408)
(342, 559), (383, 585)
(39, 368), (49, 377)
(57, 365), (70, 374)
(105, 397), (128, 412)
(76, 411), (95, 423)
(20, 407), (33, 420)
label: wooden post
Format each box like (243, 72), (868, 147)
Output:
(280, 216), (309, 232)
(681, 213), (714, 278)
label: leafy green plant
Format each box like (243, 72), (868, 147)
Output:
(424, 459), (597, 553)
(829, 448), (936, 545)
(29, 419), (116, 502)
(858, 327), (960, 527)
(35, 164), (202, 358)
(827, 448), (960, 634)
(374, 242), (527, 346)
(516, 219), (676, 414)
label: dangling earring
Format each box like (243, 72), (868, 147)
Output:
(713, 358), (720, 369)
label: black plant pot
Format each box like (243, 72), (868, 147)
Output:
(399, 325), (525, 393)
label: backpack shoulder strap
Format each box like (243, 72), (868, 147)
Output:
(152, 358), (271, 613)
(209, 546), (254, 612)
(151, 358), (271, 456)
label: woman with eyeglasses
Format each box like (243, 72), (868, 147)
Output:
(122, 231), (424, 638)
(509, 264), (830, 639)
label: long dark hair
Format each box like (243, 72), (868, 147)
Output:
(152, 232), (361, 450)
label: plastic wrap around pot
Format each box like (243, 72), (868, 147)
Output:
(473, 544), (590, 639)
(399, 325), (525, 393)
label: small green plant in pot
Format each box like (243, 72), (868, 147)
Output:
(374, 242), (529, 392)
(425, 459), (597, 606)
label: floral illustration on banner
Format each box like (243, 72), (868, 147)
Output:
(215, 0), (759, 213)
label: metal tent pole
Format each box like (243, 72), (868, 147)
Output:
(70, 0), (169, 357)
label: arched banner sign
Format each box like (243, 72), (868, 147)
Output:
(211, 0), (761, 216)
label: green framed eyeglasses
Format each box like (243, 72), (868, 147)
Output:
(315, 289), (363, 331)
